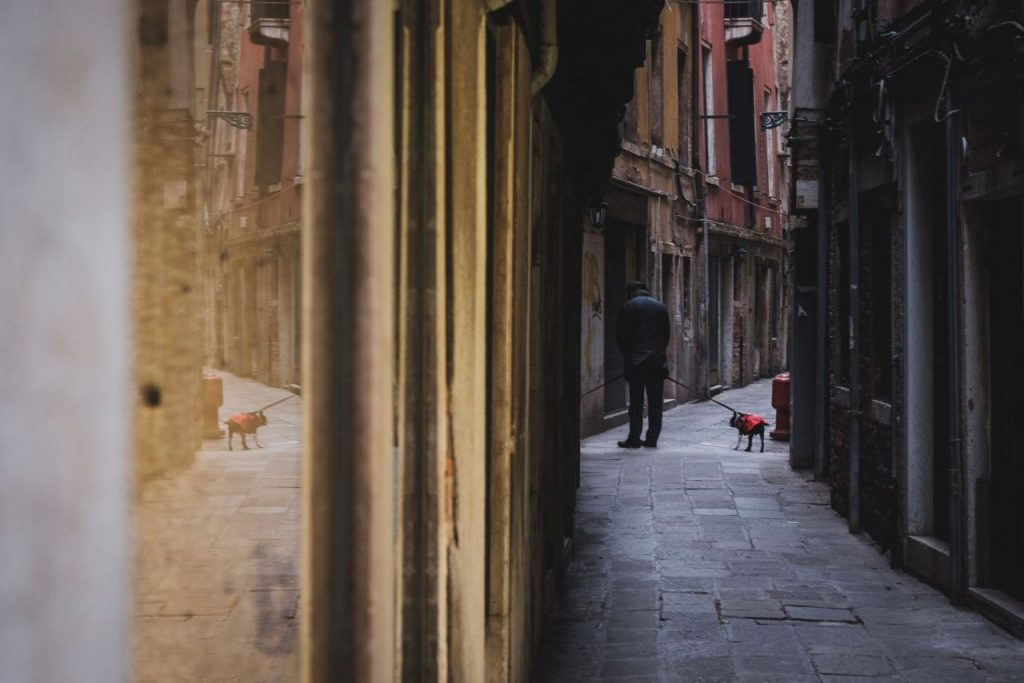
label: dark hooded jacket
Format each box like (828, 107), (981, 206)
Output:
(615, 288), (670, 381)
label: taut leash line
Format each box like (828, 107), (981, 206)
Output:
(582, 373), (741, 415)
(581, 373), (624, 398)
(666, 376), (740, 414)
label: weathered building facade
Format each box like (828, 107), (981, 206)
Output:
(791, 0), (1024, 635)
(580, 0), (792, 437)
(202, 0), (303, 389)
(305, 1), (664, 680)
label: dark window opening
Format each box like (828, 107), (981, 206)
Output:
(813, 0), (837, 43)
(252, 0), (290, 21)
(838, 220), (851, 386)
(725, 0), (763, 21)
(255, 60), (287, 186)
(677, 47), (688, 160)
(709, 255), (721, 384)
(661, 254), (674, 311)
(733, 255), (743, 301)
(623, 73), (639, 144)
(870, 210), (892, 400)
(727, 59), (757, 187)
(682, 255), (692, 321)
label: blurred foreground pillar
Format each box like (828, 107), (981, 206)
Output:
(301, 0), (395, 680)
(0, 2), (130, 682)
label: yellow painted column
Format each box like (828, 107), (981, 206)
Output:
(445, 2), (488, 680)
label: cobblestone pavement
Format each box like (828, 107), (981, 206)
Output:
(133, 370), (300, 682)
(536, 379), (1024, 682)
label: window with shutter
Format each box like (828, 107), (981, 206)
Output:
(727, 60), (757, 187)
(255, 61), (287, 187)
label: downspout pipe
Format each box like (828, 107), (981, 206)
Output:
(692, 0), (712, 396)
(847, 115), (861, 535)
(531, 0), (558, 95)
(944, 82), (965, 605)
(204, 0), (223, 229)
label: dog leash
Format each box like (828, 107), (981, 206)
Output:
(584, 373), (741, 415)
(581, 373), (624, 397)
(665, 376), (741, 414)
(256, 394), (295, 412)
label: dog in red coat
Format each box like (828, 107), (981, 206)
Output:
(225, 410), (267, 451)
(729, 412), (770, 452)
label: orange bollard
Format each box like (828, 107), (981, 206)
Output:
(202, 373), (224, 439)
(770, 372), (790, 441)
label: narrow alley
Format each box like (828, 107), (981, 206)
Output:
(133, 371), (301, 682)
(536, 381), (1024, 682)
(11, 1), (1024, 681)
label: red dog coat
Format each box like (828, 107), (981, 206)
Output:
(226, 412), (261, 433)
(736, 413), (769, 434)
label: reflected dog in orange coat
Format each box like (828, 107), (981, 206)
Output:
(225, 410), (267, 451)
(730, 412), (770, 452)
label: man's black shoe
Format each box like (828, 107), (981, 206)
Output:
(642, 440), (657, 448)
(617, 439), (643, 448)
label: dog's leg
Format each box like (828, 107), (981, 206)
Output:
(228, 430), (233, 451)
(760, 430), (765, 452)
(253, 432), (262, 449)
(746, 433), (753, 452)
(241, 433), (249, 450)
(735, 432), (742, 450)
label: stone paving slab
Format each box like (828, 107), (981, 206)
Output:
(534, 379), (1024, 681)
(134, 370), (300, 682)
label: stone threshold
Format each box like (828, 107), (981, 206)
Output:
(968, 587), (1024, 639)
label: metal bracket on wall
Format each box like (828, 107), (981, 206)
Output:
(207, 111), (254, 129)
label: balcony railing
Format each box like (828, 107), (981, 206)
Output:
(725, 0), (763, 21)
(252, 1), (290, 21)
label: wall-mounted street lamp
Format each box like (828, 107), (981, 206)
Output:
(759, 111), (788, 130)
(733, 245), (748, 262)
(588, 200), (608, 228)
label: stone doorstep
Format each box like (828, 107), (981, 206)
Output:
(967, 587), (1024, 639)
(902, 535), (951, 592)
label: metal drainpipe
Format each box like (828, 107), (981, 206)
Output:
(696, 22), (712, 395)
(814, 119), (830, 481)
(693, 2), (712, 396)
(203, 1), (223, 229)
(945, 83), (965, 605)
(530, 0), (558, 95)
(847, 116), (861, 534)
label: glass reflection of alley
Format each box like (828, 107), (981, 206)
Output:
(134, 373), (301, 682)
(131, 0), (304, 679)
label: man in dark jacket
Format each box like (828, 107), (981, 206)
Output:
(616, 281), (670, 448)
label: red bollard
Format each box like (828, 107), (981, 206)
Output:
(770, 372), (790, 441)
(202, 373), (224, 439)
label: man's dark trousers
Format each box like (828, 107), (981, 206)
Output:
(627, 366), (664, 445)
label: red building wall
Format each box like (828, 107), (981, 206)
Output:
(699, 3), (787, 237)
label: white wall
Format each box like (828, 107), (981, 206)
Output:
(0, 2), (130, 681)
